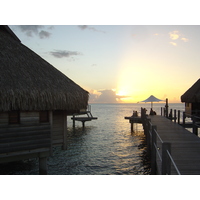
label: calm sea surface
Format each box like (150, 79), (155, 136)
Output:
(0, 103), (185, 175)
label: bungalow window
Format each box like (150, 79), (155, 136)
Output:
(9, 111), (20, 124)
(40, 111), (49, 123)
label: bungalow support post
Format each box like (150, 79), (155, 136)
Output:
(39, 156), (47, 175)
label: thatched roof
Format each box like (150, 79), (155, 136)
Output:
(0, 25), (89, 111)
(181, 79), (200, 103)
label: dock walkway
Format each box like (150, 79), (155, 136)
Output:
(148, 115), (200, 175)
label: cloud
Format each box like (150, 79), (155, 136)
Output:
(181, 37), (189, 42)
(170, 42), (177, 46)
(39, 30), (51, 39)
(78, 25), (88, 30)
(89, 89), (129, 103)
(77, 25), (105, 33)
(18, 25), (52, 39)
(169, 31), (189, 46)
(18, 25), (43, 36)
(97, 90), (118, 103)
(50, 50), (82, 58)
(169, 31), (180, 40)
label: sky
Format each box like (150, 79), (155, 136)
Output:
(2, 0), (200, 194)
(8, 25), (200, 104)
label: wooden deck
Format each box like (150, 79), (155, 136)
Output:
(71, 110), (98, 127)
(148, 115), (200, 175)
(124, 116), (142, 123)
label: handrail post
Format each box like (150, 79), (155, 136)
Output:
(165, 98), (169, 118)
(146, 119), (151, 156)
(142, 108), (147, 136)
(162, 142), (171, 175)
(192, 116), (198, 135)
(151, 125), (157, 175)
(169, 109), (173, 120)
(174, 109), (176, 123)
(178, 110), (180, 124)
(183, 112), (186, 127)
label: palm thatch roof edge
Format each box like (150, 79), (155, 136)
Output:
(181, 79), (200, 103)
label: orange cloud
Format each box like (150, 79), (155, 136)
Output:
(170, 42), (177, 46)
(169, 31), (180, 40)
(181, 37), (189, 42)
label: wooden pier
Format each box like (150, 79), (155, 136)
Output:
(141, 108), (200, 175)
(71, 109), (97, 128)
(124, 111), (142, 132)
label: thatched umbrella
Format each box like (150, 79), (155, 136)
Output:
(0, 25), (89, 112)
(181, 79), (200, 103)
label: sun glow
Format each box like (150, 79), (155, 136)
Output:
(116, 57), (168, 103)
(116, 62), (148, 103)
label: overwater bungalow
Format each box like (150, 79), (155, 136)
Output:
(0, 25), (88, 174)
(181, 78), (200, 117)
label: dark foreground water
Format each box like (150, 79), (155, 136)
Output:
(0, 103), (184, 175)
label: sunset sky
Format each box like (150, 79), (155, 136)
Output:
(9, 25), (200, 103)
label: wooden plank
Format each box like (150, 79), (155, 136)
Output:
(0, 133), (51, 143)
(0, 142), (51, 154)
(0, 123), (51, 156)
(0, 148), (50, 163)
(52, 111), (65, 147)
(0, 112), (8, 125)
(0, 124), (50, 134)
(148, 115), (200, 175)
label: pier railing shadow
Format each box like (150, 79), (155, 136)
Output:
(141, 107), (181, 175)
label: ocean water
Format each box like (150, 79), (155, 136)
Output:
(0, 103), (185, 175)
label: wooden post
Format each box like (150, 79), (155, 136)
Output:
(183, 112), (186, 127)
(174, 109), (176, 123)
(161, 107), (163, 116)
(63, 112), (67, 150)
(192, 116), (198, 135)
(39, 156), (47, 175)
(131, 121), (134, 132)
(142, 110), (147, 136)
(162, 142), (171, 175)
(146, 119), (151, 157)
(151, 125), (157, 175)
(72, 114), (75, 128)
(169, 109), (172, 120)
(178, 110), (180, 124)
(49, 111), (53, 156)
(82, 121), (85, 128)
(165, 98), (169, 118)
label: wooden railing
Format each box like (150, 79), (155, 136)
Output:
(161, 107), (200, 136)
(141, 108), (181, 175)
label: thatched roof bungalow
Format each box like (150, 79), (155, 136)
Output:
(0, 25), (88, 112)
(181, 78), (200, 116)
(0, 25), (89, 174)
